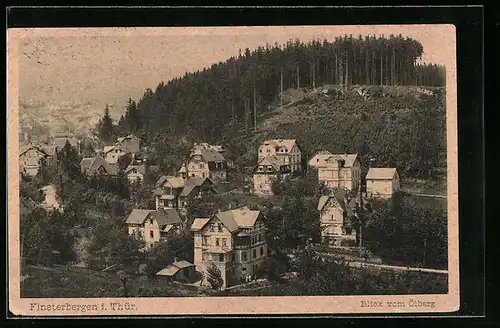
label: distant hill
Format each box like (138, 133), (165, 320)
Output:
(19, 100), (124, 142)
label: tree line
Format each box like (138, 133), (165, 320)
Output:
(109, 35), (445, 144)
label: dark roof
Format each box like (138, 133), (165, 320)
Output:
(80, 155), (118, 175)
(125, 164), (146, 175)
(125, 208), (182, 228)
(151, 208), (183, 227)
(19, 145), (50, 158)
(179, 176), (214, 197)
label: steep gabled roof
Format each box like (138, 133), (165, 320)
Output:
(80, 155), (118, 175)
(366, 168), (398, 180)
(254, 156), (288, 173)
(125, 208), (182, 227)
(200, 149), (225, 162)
(151, 208), (183, 227)
(308, 150), (333, 167)
(261, 139), (297, 153)
(190, 218), (211, 231)
(317, 189), (347, 212)
(179, 176), (214, 197)
(125, 209), (155, 224)
(155, 176), (186, 189)
(19, 145), (49, 158)
(125, 164), (146, 175)
(215, 207), (261, 233)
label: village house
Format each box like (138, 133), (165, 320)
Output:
(19, 144), (51, 176)
(258, 139), (302, 173)
(124, 161), (148, 183)
(156, 260), (197, 283)
(318, 190), (359, 247)
(116, 134), (141, 154)
(125, 208), (183, 250)
(191, 206), (268, 288)
(154, 173), (217, 210)
(187, 144), (228, 180)
(80, 155), (118, 176)
(308, 150), (334, 170)
(53, 131), (80, 153)
(103, 145), (127, 165)
(253, 156), (292, 195)
(317, 154), (361, 191)
(366, 168), (401, 198)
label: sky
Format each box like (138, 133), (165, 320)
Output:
(15, 25), (455, 116)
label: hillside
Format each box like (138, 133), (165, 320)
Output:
(219, 84), (447, 180)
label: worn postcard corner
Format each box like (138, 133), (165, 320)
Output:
(8, 24), (458, 316)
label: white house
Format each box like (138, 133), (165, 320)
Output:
(317, 154), (361, 191)
(190, 207), (267, 288)
(258, 139), (302, 172)
(366, 168), (401, 198)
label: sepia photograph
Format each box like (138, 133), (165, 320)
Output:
(8, 24), (458, 315)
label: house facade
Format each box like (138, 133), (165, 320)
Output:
(258, 139), (302, 172)
(125, 208), (183, 250)
(125, 163), (147, 183)
(317, 154), (361, 191)
(191, 207), (267, 288)
(154, 175), (216, 210)
(80, 155), (118, 176)
(19, 145), (51, 176)
(253, 156), (292, 195)
(366, 168), (401, 198)
(318, 191), (358, 247)
(187, 145), (228, 181)
(103, 145), (127, 164)
(116, 134), (141, 154)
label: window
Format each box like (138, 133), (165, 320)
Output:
(242, 252), (247, 262)
(231, 253), (235, 262)
(258, 234), (261, 242)
(317, 158), (319, 162)
(253, 249), (257, 259)
(199, 163), (204, 169)
(222, 238), (227, 247)
(260, 247), (264, 256)
(218, 223), (223, 232)
(259, 149), (262, 153)
(150, 231), (154, 239)
(202, 237), (208, 246)
(216, 238), (220, 246)
(210, 224), (215, 232)
(219, 254), (224, 262)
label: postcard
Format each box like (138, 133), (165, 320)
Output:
(7, 24), (458, 316)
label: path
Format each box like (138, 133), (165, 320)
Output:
(316, 252), (448, 274)
(411, 193), (447, 199)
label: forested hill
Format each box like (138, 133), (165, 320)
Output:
(100, 35), (447, 179)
